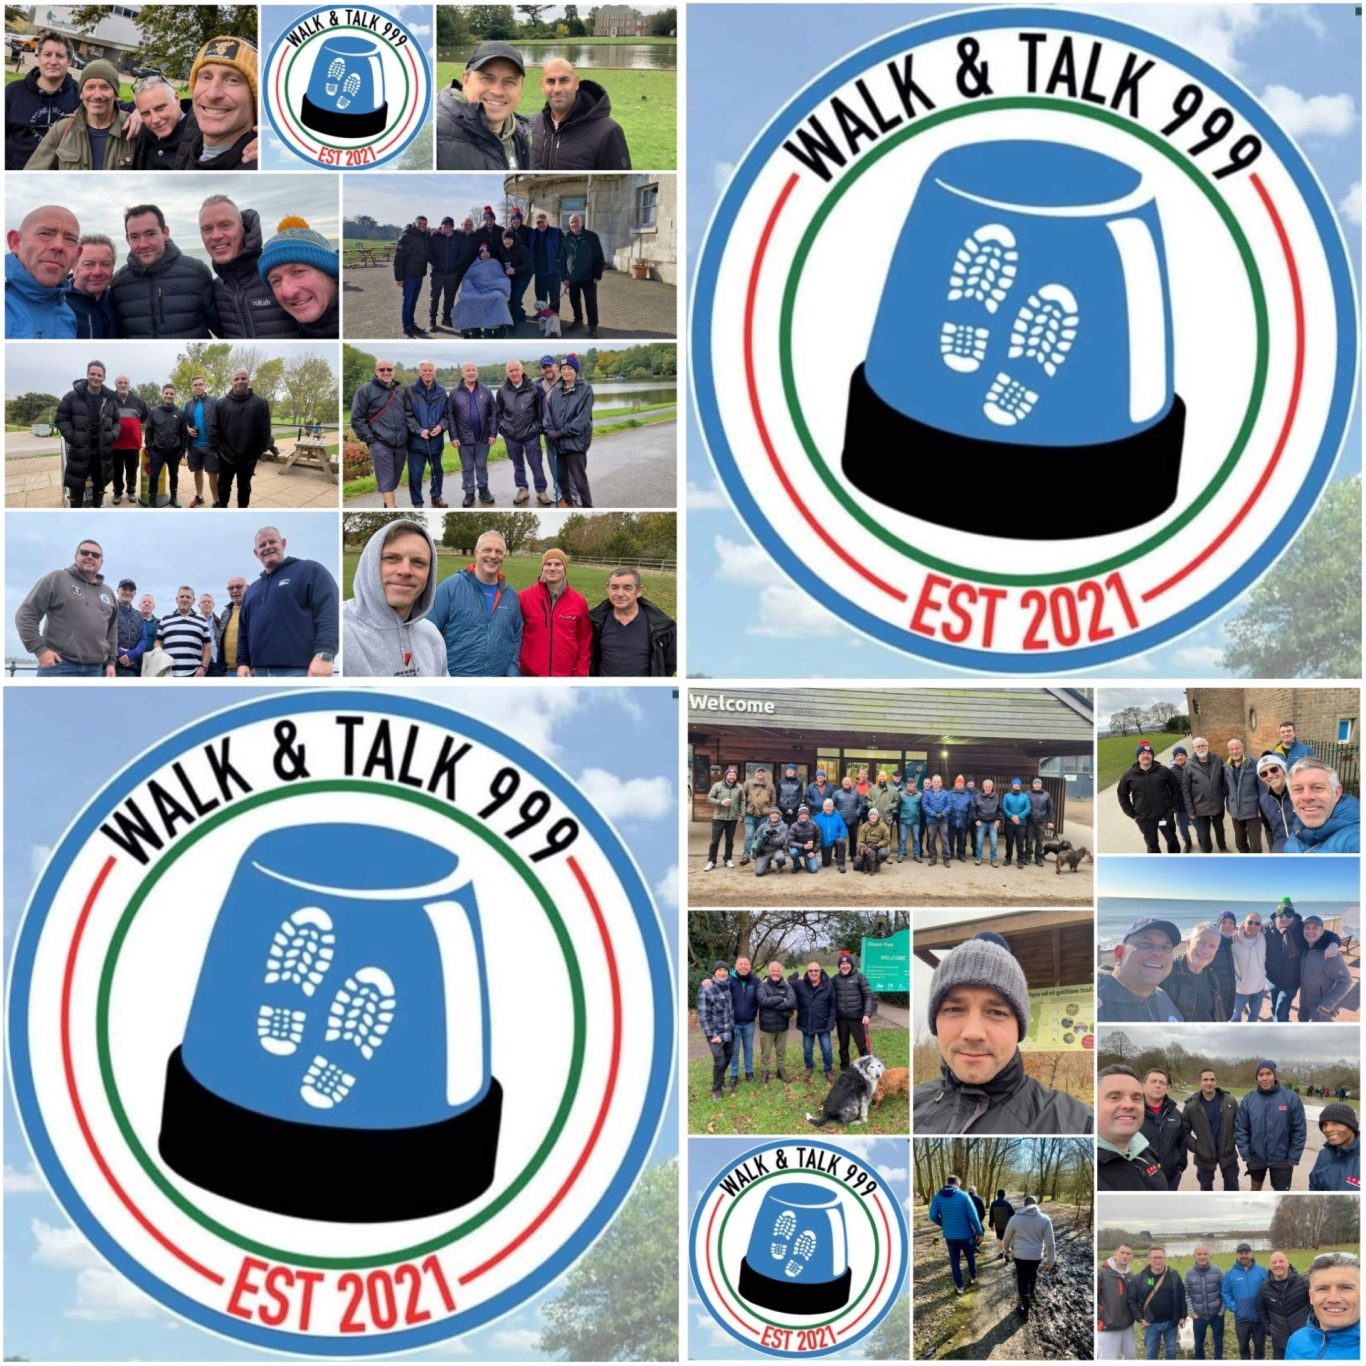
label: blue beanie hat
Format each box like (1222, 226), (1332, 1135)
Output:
(561, 352), (582, 373)
(1256, 1059), (1277, 1075)
(258, 216), (338, 282)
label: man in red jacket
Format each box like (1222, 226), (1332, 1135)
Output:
(518, 547), (590, 676)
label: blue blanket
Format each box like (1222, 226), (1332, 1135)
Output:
(453, 259), (512, 330)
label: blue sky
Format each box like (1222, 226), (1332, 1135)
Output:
(3, 686), (679, 1360)
(686, 3), (1362, 679)
(687, 1136), (909, 1360)
(1097, 850), (1360, 903)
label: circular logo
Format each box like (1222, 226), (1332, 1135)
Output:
(690, 1140), (908, 1357)
(8, 693), (672, 1354)
(692, 7), (1358, 670)
(264, 5), (430, 168)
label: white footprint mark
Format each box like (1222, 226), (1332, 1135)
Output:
(324, 966), (397, 1062)
(947, 224), (1018, 315)
(983, 372), (1039, 427)
(324, 57), (344, 96)
(784, 1229), (817, 1279)
(940, 322), (990, 374)
(1007, 283), (1080, 378)
(770, 1209), (796, 1260)
(257, 1005), (307, 1057)
(300, 1055), (356, 1110)
(263, 907), (335, 997)
(337, 72), (361, 109)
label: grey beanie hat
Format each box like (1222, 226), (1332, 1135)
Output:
(928, 931), (1030, 1040)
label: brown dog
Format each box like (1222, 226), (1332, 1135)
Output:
(1055, 846), (1093, 873)
(872, 1066), (910, 1106)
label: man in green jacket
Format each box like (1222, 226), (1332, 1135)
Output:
(25, 59), (138, 169)
(705, 765), (743, 871)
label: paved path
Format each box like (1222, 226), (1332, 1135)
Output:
(344, 419), (676, 509)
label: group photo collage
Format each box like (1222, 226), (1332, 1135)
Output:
(1, 4), (1363, 1366)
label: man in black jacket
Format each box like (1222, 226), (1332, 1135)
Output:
(143, 382), (190, 508)
(434, 41), (531, 170)
(912, 931), (1093, 1134)
(171, 35), (257, 170)
(1098, 1066), (1168, 1191)
(832, 952), (873, 1071)
(426, 217), (466, 333)
(393, 217), (430, 339)
(1141, 1068), (1188, 1190)
(111, 204), (219, 339)
(199, 198), (296, 339)
(210, 368), (274, 508)
(1126, 1247), (1187, 1359)
(501, 229), (534, 326)
(1183, 1068), (1241, 1190)
(55, 360), (118, 508)
(1117, 743), (1186, 853)
(755, 961), (796, 1084)
(776, 763), (805, 825)
(588, 567), (676, 676)
(533, 60), (632, 170)
(558, 214), (605, 337)
(5, 29), (78, 169)
(1256, 1252), (1310, 1358)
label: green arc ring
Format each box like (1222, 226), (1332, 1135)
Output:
(778, 96), (1270, 587)
(94, 779), (585, 1270)
(280, 26), (414, 152)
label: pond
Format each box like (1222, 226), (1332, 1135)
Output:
(1158, 1237), (1273, 1256)
(593, 380), (677, 408)
(439, 42), (676, 70)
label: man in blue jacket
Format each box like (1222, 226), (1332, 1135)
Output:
(928, 1174), (985, 1294)
(1286, 1252), (1360, 1360)
(236, 526), (338, 677)
(946, 776), (972, 863)
(529, 210), (562, 315)
(6, 203), (80, 338)
(1002, 778), (1032, 868)
(403, 361), (449, 509)
(1235, 1061), (1307, 1192)
(1273, 721), (1313, 771)
(725, 956), (759, 1089)
(447, 360), (499, 508)
(112, 578), (148, 678)
(426, 530), (522, 676)
(1222, 1243), (1269, 1360)
(922, 774), (952, 867)
(1308, 1104), (1360, 1192)
(1284, 758), (1360, 853)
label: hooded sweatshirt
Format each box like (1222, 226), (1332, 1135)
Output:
(531, 79), (631, 170)
(1002, 1203), (1055, 1262)
(1098, 1259), (1134, 1332)
(1231, 929), (1269, 994)
(341, 520), (447, 678)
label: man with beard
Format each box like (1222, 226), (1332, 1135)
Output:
(1117, 741), (1185, 853)
(1099, 918), (1184, 1022)
(1221, 1244), (1269, 1361)
(532, 58), (631, 170)
(209, 368), (274, 508)
(1235, 1061), (1306, 1191)
(111, 203), (218, 338)
(1141, 1068), (1187, 1191)
(1182, 1067), (1241, 1191)
(1257, 1251), (1312, 1358)
(1182, 737), (1229, 853)
(738, 765), (774, 867)
(199, 196), (296, 338)
(914, 932), (1093, 1133)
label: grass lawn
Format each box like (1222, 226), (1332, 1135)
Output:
(435, 63), (675, 168)
(688, 1025), (909, 1136)
(5, 70), (149, 102)
(343, 549), (677, 619)
(511, 38), (677, 47)
(1098, 732), (1178, 788)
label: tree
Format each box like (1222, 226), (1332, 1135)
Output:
(343, 345), (376, 409)
(537, 1158), (677, 1360)
(135, 381), (162, 408)
(649, 7), (677, 36)
(7, 392), (60, 426)
(1110, 711), (1131, 737)
(281, 356), (337, 425)
(436, 6), (471, 50)
(440, 511), (538, 556)
(343, 513), (397, 546)
(67, 5), (258, 80)
(251, 356), (285, 408)
(171, 342), (235, 395)
(1148, 702), (1178, 727)
(1221, 476), (1361, 677)
(862, 1294), (908, 1360)
(518, 4), (551, 30)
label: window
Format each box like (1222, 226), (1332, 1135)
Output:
(560, 197), (587, 233)
(1249, 707), (1258, 732)
(1192, 695), (1201, 715)
(636, 183), (659, 229)
(1339, 718), (1356, 743)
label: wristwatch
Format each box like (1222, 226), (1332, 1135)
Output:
(316, 652), (335, 663)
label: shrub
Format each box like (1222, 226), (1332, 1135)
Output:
(344, 437), (372, 481)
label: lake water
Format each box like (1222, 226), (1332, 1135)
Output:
(594, 381), (676, 408)
(1097, 897), (1354, 950)
(1159, 1237), (1273, 1257)
(439, 43), (676, 70)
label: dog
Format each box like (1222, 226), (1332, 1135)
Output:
(872, 1066), (910, 1108)
(536, 300), (561, 338)
(1055, 846), (1093, 873)
(1042, 839), (1073, 861)
(806, 1055), (884, 1126)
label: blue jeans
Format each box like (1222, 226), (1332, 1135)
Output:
(38, 660), (103, 677)
(254, 666), (308, 677)
(898, 824), (921, 858)
(1232, 990), (1266, 1021)
(1144, 1320), (1179, 1359)
(505, 436), (546, 492)
(787, 846), (819, 872)
(743, 815), (758, 858)
(458, 442), (490, 494)
(801, 1032), (832, 1074)
(1191, 1315), (1224, 1360)
(1271, 986), (1294, 1022)
(945, 1238), (977, 1292)
(406, 443), (444, 505)
(401, 276), (423, 332)
(729, 1021), (755, 1078)
(975, 823), (998, 860)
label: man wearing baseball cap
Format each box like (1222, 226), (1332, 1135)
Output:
(1298, 915), (1353, 1021)
(112, 577), (147, 677)
(436, 41), (531, 170)
(1098, 918), (1185, 1022)
(913, 931), (1093, 1133)
(1308, 1104), (1360, 1191)
(1116, 741), (1185, 853)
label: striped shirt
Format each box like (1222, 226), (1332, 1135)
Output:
(156, 611), (211, 677)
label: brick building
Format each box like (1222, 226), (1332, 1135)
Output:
(594, 6), (653, 37)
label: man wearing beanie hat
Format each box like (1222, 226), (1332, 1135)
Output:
(174, 36), (257, 169)
(832, 953), (873, 1070)
(517, 547), (590, 677)
(852, 806), (891, 874)
(436, 44), (531, 171)
(1235, 1061), (1306, 1191)
(497, 358), (551, 505)
(1308, 1104), (1360, 1191)
(24, 58), (137, 169)
(1117, 742), (1186, 854)
(913, 931), (1093, 1133)
(697, 961), (736, 1100)
(785, 804), (823, 874)
(544, 352), (595, 507)
(260, 216), (339, 337)
(704, 765), (743, 870)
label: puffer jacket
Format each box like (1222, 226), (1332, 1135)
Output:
(1307, 1135), (1360, 1191)
(899, 787), (922, 825)
(1001, 1204), (1055, 1262)
(426, 568), (523, 677)
(1098, 1261), (1134, 1332)
(1284, 793), (1361, 853)
(1027, 786), (1055, 824)
(927, 1184), (983, 1240)
(696, 979), (733, 1040)
(1259, 783), (1297, 852)
(945, 787), (972, 828)
(727, 971), (759, 1026)
(922, 786), (952, 821)
(392, 224), (430, 280)
(832, 786), (865, 829)
(913, 1050), (1094, 1135)
(1001, 789), (1031, 824)
(448, 381), (499, 446)
(1142, 1095), (1187, 1180)
(1285, 1321), (1360, 1360)
(832, 967), (872, 1021)
(786, 817), (822, 854)
(544, 378), (593, 455)
(517, 579), (591, 677)
(1182, 755), (1227, 817)
(55, 380), (118, 488)
(812, 808), (847, 850)
(435, 81), (531, 169)
(532, 79), (631, 170)
(1184, 1261), (1225, 1320)
(1236, 1084), (1306, 1166)
(496, 375), (543, 442)
(743, 777), (776, 819)
(24, 103), (137, 169)
(1257, 1267), (1311, 1348)
(1225, 758), (1261, 819)
(756, 975), (796, 1032)
(776, 773), (805, 817)
(110, 240), (218, 338)
(6, 251), (76, 339)
(340, 519), (447, 678)
(1222, 1261), (1270, 1325)
(143, 402), (188, 456)
(404, 376), (448, 462)
(791, 969), (836, 1033)
(1182, 1088), (1239, 1168)
(971, 790), (1001, 824)
(210, 208), (297, 339)
(6, 67), (79, 168)
(351, 377), (408, 450)
(1298, 939), (1354, 1019)
(1117, 759), (1183, 821)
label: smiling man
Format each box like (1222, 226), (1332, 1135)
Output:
(260, 215), (339, 338)
(24, 58), (136, 169)
(111, 203), (218, 338)
(236, 526), (338, 678)
(1095, 1065), (1166, 1191)
(426, 530), (523, 677)
(199, 196), (296, 339)
(343, 520), (447, 678)
(436, 40), (531, 170)
(1234, 1060), (1306, 1192)
(1284, 757), (1361, 853)
(1099, 917), (1185, 1022)
(1308, 1103), (1360, 1191)
(1286, 1253), (1360, 1360)
(174, 35), (257, 169)
(913, 931), (1093, 1133)
(6, 203), (80, 337)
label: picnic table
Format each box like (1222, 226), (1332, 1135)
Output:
(281, 435), (337, 474)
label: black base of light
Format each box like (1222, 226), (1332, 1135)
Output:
(738, 1256), (853, 1313)
(300, 94), (389, 139)
(841, 363), (1187, 539)
(158, 1046), (502, 1222)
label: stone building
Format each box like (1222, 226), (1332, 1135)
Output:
(594, 6), (653, 37)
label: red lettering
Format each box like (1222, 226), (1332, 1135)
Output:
(943, 582), (975, 643)
(227, 1256), (268, 1321)
(977, 586), (1006, 648)
(260, 1265), (293, 1327)
(760, 1325), (792, 1349)
(294, 1269), (323, 1332)
(910, 573), (951, 637)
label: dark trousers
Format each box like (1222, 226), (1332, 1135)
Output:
(1196, 1160), (1240, 1190)
(1137, 817), (1182, 852)
(945, 1239), (977, 1292)
(949, 825), (967, 860)
(401, 275), (423, 332)
(708, 820), (736, 863)
(509, 270), (533, 323)
(1192, 1315), (1224, 1360)
(568, 278), (598, 328)
(1004, 822), (1026, 864)
(506, 437), (547, 491)
(924, 820), (948, 863)
(147, 448), (181, 501)
(1014, 1256), (1041, 1304)
(1195, 814), (1228, 852)
(112, 448), (138, 497)
(534, 269), (561, 311)
(1271, 986), (1295, 1022)
(1234, 1319), (1265, 1359)
(428, 271), (457, 325)
(1249, 1165), (1292, 1191)
(1231, 816), (1263, 852)
(406, 445), (444, 505)
(215, 457), (255, 508)
(820, 839), (847, 869)
(836, 1018), (868, 1066)
(1173, 805), (1193, 847)
(708, 1037), (734, 1091)
(1025, 819), (1048, 861)
(1165, 1171), (1184, 1191)
(557, 449), (592, 506)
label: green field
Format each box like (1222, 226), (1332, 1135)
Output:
(5, 70), (149, 102)
(1098, 732), (1179, 788)
(503, 37), (677, 46)
(343, 549), (677, 620)
(435, 62), (675, 168)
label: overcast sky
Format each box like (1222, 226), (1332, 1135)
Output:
(345, 173), (516, 228)
(1098, 1022), (1360, 1069)
(1098, 688), (1187, 721)
(6, 174), (340, 268)
(1098, 1192), (1303, 1233)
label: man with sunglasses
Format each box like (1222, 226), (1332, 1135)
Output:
(15, 539), (118, 677)
(350, 358), (408, 509)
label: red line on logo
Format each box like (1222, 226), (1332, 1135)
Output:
(459, 855), (622, 1284)
(744, 175), (907, 604)
(61, 858), (225, 1286)
(704, 1194), (761, 1335)
(1142, 173), (1305, 603)
(273, 50), (319, 158)
(838, 1194), (894, 1335)
(377, 41), (422, 154)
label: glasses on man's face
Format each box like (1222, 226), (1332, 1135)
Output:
(377, 367), (394, 373)
(77, 549), (102, 559)
(1247, 919), (1262, 927)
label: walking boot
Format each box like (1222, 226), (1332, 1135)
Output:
(804, 1069), (813, 1084)
(759, 1068), (769, 1085)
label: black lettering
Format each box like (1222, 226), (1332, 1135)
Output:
(782, 114), (847, 182)
(1110, 51), (1155, 116)
(148, 778), (194, 839)
(336, 715), (365, 774)
(854, 77), (903, 134)
(1080, 41), (1107, 106)
(171, 761), (220, 818)
(363, 721), (395, 781)
(1019, 33), (1047, 92)
(396, 725), (425, 790)
(830, 96), (878, 155)
(99, 798), (164, 865)
(887, 53), (935, 120)
(1045, 37), (1078, 99)
(426, 736), (471, 801)
(205, 737), (252, 803)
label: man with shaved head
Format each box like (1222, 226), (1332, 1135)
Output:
(209, 367), (274, 508)
(351, 358), (408, 509)
(532, 58), (631, 170)
(6, 204), (79, 337)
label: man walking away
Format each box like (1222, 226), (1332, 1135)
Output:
(928, 1175), (984, 1296)
(1002, 1197), (1055, 1317)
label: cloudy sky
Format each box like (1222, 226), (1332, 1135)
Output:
(1098, 688), (1187, 724)
(1098, 1191), (1313, 1235)
(1097, 1021), (1360, 1070)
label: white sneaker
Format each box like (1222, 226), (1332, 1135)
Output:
(704, 861), (716, 872)
(724, 859), (734, 868)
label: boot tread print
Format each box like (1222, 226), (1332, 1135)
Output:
(984, 372), (1039, 427)
(324, 966), (397, 1061)
(263, 906), (336, 997)
(300, 1055), (357, 1110)
(940, 323), (990, 374)
(784, 1229), (818, 1279)
(324, 57), (344, 96)
(946, 223), (1018, 315)
(257, 1006), (307, 1057)
(1007, 283), (1080, 378)
(770, 1209), (797, 1259)
(338, 71), (361, 109)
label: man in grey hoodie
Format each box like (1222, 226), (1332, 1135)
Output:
(1001, 1196), (1055, 1317)
(341, 519), (447, 677)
